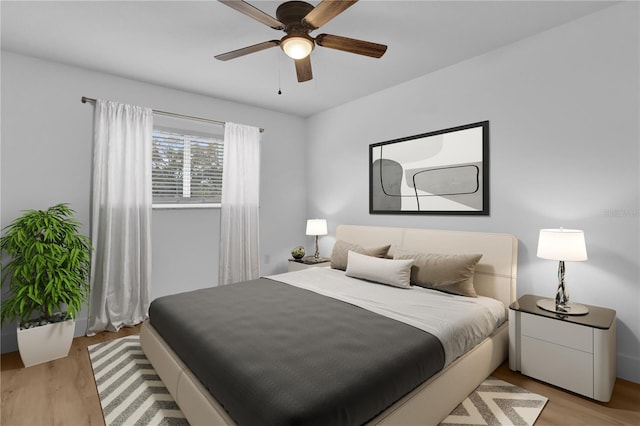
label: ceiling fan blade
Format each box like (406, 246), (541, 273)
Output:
(295, 56), (313, 82)
(315, 34), (387, 58)
(303, 0), (358, 30)
(218, 0), (284, 30)
(215, 40), (280, 61)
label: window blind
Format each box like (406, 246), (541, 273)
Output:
(152, 129), (223, 204)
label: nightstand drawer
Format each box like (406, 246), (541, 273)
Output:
(521, 336), (594, 396)
(510, 295), (616, 402)
(522, 314), (592, 353)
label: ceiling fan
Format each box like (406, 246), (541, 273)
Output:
(215, 0), (387, 83)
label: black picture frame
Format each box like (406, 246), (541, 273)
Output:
(369, 121), (489, 215)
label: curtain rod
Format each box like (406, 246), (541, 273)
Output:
(81, 97), (264, 133)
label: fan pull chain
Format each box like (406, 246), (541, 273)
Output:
(277, 51), (283, 95)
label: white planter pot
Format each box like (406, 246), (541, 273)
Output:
(17, 319), (75, 367)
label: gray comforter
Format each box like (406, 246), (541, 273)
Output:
(149, 278), (445, 426)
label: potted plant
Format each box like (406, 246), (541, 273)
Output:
(0, 203), (92, 367)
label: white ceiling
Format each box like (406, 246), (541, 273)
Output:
(1, 1), (615, 117)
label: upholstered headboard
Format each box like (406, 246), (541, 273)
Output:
(335, 225), (518, 308)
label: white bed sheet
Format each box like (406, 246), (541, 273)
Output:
(268, 267), (506, 366)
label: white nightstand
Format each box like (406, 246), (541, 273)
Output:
(509, 294), (616, 402)
(287, 257), (331, 272)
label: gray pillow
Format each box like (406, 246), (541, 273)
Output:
(330, 240), (391, 271)
(393, 249), (482, 297)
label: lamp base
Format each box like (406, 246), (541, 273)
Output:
(536, 298), (589, 316)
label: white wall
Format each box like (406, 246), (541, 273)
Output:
(1, 51), (308, 351)
(306, 3), (639, 382)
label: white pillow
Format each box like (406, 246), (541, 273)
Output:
(345, 250), (413, 289)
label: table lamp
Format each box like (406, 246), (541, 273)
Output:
(536, 228), (588, 315)
(306, 219), (327, 259)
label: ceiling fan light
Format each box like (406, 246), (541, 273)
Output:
(281, 35), (314, 60)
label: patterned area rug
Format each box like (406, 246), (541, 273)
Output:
(89, 336), (547, 426)
(439, 377), (548, 426)
(88, 336), (188, 426)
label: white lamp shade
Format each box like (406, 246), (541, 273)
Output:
(306, 219), (327, 236)
(281, 35), (314, 59)
(537, 228), (587, 261)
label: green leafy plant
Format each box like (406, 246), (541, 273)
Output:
(0, 204), (92, 326)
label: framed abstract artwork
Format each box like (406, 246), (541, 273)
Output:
(369, 121), (489, 215)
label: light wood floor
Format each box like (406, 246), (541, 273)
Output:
(1, 325), (639, 426)
(1, 324), (141, 426)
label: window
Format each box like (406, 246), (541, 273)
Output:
(152, 129), (223, 206)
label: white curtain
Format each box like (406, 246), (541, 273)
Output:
(87, 99), (153, 335)
(219, 122), (261, 285)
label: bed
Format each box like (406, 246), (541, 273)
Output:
(140, 225), (518, 425)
